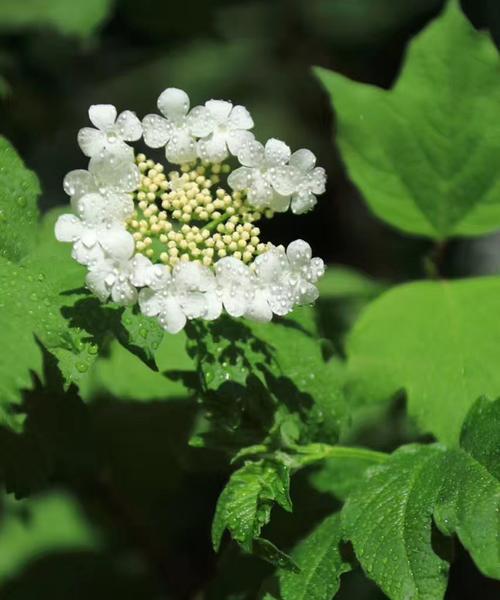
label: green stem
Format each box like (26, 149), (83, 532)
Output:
(203, 210), (232, 232)
(423, 240), (447, 280)
(287, 443), (389, 468)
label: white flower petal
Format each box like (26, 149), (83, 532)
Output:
(269, 192), (291, 213)
(264, 138), (291, 166)
(86, 267), (111, 301)
(245, 290), (273, 322)
(174, 261), (206, 291)
(253, 248), (285, 283)
(78, 193), (108, 225)
(205, 99), (232, 124)
(269, 165), (298, 196)
(197, 133), (228, 163)
(286, 239), (312, 269)
(129, 254), (154, 287)
(222, 292), (248, 318)
(89, 152), (139, 192)
(268, 291), (293, 316)
(289, 148), (316, 172)
(148, 265), (172, 291)
(106, 193), (135, 220)
(55, 214), (83, 242)
(158, 298), (187, 334)
(309, 167), (327, 195)
(247, 174), (274, 207)
(215, 256), (253, 317)
(228, 105), (253, 130)
(139, 287), (163, 317)
(179, 292), (207, 319)
(89, 104), (117, 130)
(188, 105), (216, 137)
(142, 114), (172, 148)
(309, 257), (325, 282)
(111, 280), (137, 305)
(78, 127), (106, 157)
(227, 167), (253, 192)
(157, 88), (190, 122)
(226, 129), (255, 156)
(115, 110), (142, 141)
(238, 140), (265, 168)
(291, 191), (317, 215)
(73, 241), (104, 267)
(165, 129), (197, 164)
(99, 228), (135, 260)
(204, 292), (223, 320)
(63, 169), (96, 200)
(80, 228), (98, 248)
(294, 281), (319, 305)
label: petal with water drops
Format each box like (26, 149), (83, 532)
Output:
(157, 88), (190, 122)
(116, 110), (142, 141)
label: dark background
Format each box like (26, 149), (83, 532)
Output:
(1, 1), (500, 598)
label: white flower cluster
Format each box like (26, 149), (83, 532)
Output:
(55, 88), (326, 333)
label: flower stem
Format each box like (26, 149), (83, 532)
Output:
(204, 211), (232, 232)
(287, 443), (389, 468)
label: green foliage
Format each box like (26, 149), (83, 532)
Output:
(0, 146), (167, 431)
(316, 0), (500, 239)
(346, 277), (500, 444)
(212, 459), (293, 565)
(275, 513), (352, 600)
(0, 256), (94, 427)
(0, 0), (113, 38)
(0, 491), (101, 581)
(316, 265), (385, 353)
(434, 397), (500, 579)
(186, 317), (346, 453)
(342, 397), (500, 599)
(342, 444), (450, 600)
(0, 137), (40, 263)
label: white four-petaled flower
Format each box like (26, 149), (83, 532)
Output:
(191, 100), (255, 163)
(288, 149), (326, 214)
(228, 138), (297, 212)
(142, 88), (198, 164)
(139, 262), (221, 333)
(55, 193), (134, 266)
(63, 153), (139, 211)
(86, 247), (152, 305)
(78, 104), (142, 158)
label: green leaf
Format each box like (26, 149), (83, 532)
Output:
(277, 513), (351, 600)
(0, 491), (101, 582)
(308, 455), (375, 501)
(342, 400), (500, 597)
(81, 336), (192, 402)
(0, 257), (97, 427)
(459, 395), (500, 478)
(0, 0), (114, 39)
(0, 136), (40, 262)
(187, 317), (346, 451)
(212, 460), (292, 553)
(346, 277), (500, 444)
(253, 538), (299, 574)
(342, 445), (450, 600)
(434, 397), (500, 579)
(316, 265), (385, 352)
(0, 347), (96, 498)
(316, 0), (500, 239)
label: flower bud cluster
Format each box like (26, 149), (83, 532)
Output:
(55, 88), (326, 333)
